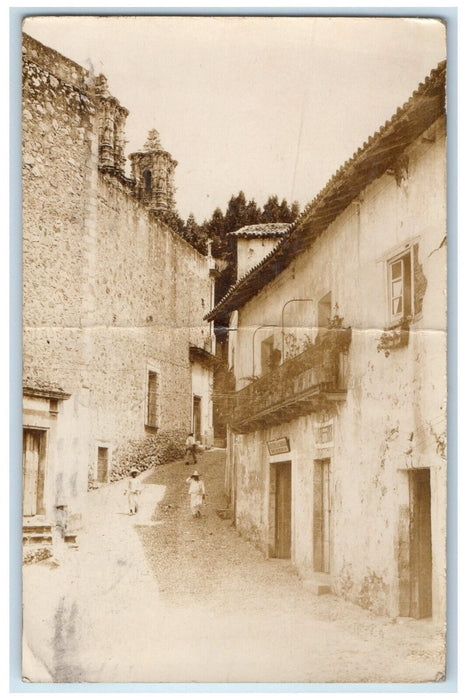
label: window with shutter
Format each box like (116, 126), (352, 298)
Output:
(388, 249), (413, 325)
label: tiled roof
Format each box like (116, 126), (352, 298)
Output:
(205, 60), (446, 322)
(227, 223), (290, 239)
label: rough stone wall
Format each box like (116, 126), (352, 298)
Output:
(23, 34), (213, 497)
(230, 119), (447, 621)
(22, 35), (94, 332)
(89, 177), (212, 444)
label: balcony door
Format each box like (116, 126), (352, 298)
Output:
(274, 461), (292, 559)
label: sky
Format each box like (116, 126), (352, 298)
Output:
(23, 15), (446, 222)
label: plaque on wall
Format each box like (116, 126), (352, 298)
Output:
(267, 437), (290, 455)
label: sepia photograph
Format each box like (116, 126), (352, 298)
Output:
(20, 14), (447, 684)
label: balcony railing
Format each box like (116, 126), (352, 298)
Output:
(231, 327), (352, 433)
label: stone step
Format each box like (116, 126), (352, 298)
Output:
(23, 524), (52, 535)
(23, 533), (78, 544)
(23, 534), (53, 544)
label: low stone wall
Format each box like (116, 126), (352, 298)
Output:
(109, 429), (187, 482)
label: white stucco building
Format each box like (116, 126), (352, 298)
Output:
(207, 61), (447, 622)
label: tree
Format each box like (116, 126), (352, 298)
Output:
(205, 207), (226, 258)
(159, 209), (186, 237)
(290, 200), (301, 220)
(261, 195), (282, 222)
(245, 198), (261, 225)
(278, 198), (292, 222)
(224, 191), (247, 234)
(183, 213), (207, 254)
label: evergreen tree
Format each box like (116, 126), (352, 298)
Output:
(183, 213), (207, 254)
(160, 209), (186, 237)
(224, 191), (247, 234)
(290, 200), (301, 221)
(245, 198), (261, 225)
(261, 195), (281, 222)
(278, 198), (292, 222)
(206, 207), (227, 258)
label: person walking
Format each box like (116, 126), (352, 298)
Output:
(185, 432), (197, 465)
(126, 468), (141, 515)
(186, 470), (205, 518)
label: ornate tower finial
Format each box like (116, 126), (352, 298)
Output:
(94, 74), (129, 177)
(129, 129), (178, 216)
(144, 129), (161, 151)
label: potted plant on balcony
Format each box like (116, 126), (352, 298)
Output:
(377, 316), (411, 357)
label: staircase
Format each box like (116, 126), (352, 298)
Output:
(23, 523), (78, 559)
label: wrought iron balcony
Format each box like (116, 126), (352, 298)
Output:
(231, 327), (352, 433)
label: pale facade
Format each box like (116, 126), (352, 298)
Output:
(208, 62), (447, 622)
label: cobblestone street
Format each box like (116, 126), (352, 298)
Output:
(23, 449), (445, 684)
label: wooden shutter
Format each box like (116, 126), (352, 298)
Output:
(23, 430), (41, 516)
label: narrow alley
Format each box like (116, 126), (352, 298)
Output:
(23, 449), (444, 684)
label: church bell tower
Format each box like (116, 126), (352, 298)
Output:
(129, 129), (177, 216)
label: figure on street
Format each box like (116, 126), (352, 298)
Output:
(186, 470), (205, 518)
(185, 432), (197, 465)
(126, 468), (141, 515)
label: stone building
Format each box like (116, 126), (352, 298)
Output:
(22, 34), (215, 542)
(207, 62), (447, 622)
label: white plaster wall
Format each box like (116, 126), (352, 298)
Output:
(232, 119), (447, 621)
(236, 237), (281, 280)
(191, 362), (214, 447)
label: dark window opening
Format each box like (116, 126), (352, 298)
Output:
(143, 170), (152, 194)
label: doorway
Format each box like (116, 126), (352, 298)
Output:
(408, 468), (432, 618)
(23, 428), (47, 517)
(274, 461), (292, 559)
(97, 446), (109, 483)
(192, 395), (202, 443)
(313, 459), (331, 573)
(318, 292), (332, 334)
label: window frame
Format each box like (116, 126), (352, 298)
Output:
(94, 441), (113, 483)
(387, 245), (415, 328)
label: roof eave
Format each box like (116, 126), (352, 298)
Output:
(205, 61), (446, 322)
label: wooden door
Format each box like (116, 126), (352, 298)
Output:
(275, 461), (292, 558)
(23, 429), (46, 517)
(409, 469), (432, 618)
(97, 447), (109, 483)
(313, 459), (330, 573)
(193, 396), (202, 443)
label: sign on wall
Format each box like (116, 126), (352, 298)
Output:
(267, 437), (290, 455)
